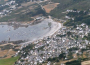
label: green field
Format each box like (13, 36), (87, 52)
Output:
(0, 56), (19, 65)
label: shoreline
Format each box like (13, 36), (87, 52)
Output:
(20, 18), (62, 46)
(0, 18), (62, 46)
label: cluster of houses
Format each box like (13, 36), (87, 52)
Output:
(0, 0), (47, 18)
(15, 22), (90, 65)
(0, 1), (18, 17)
(29, 0), (47, 2)
(64, 9), (80, 20)
(64, 9), (90, 20)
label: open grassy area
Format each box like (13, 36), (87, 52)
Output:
(0, 56), (19, 65)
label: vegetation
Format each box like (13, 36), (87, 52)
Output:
(63, 10), (90, 26)
(0, 4), (46, 22)
(68, 47), (79, 51)
(50, 0), (90, 18)
(67, 52), (73, 59)
(47, 53), (65, 62)
(65, 60), (81, 65)
(56, 34), (66, 37)
(21, 44), (35, 58)
(0, 44), (13, 50)
(0, 5), (9, 11)
(0, 56), (19, 65)
(37, 46), (45, 51)
(84, 33), (90, 41)
(67, 31), (72, 36)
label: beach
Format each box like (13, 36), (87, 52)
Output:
(20, 18), (62, 45)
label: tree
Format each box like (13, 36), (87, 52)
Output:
(59, 53), (65, 60)
(66, 60), (81, 65)
(67, 32), (72, 37)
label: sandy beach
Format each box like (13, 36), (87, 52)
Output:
(42, 19), (61, 38)
(20, 19), (62, 45)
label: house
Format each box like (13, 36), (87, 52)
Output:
(47, 61), (51, 65)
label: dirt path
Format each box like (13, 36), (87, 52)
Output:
(43, 3), (60, 13)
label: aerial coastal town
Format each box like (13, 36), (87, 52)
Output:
(0, 0), (90, 65)
(13, 18), (90, 65)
